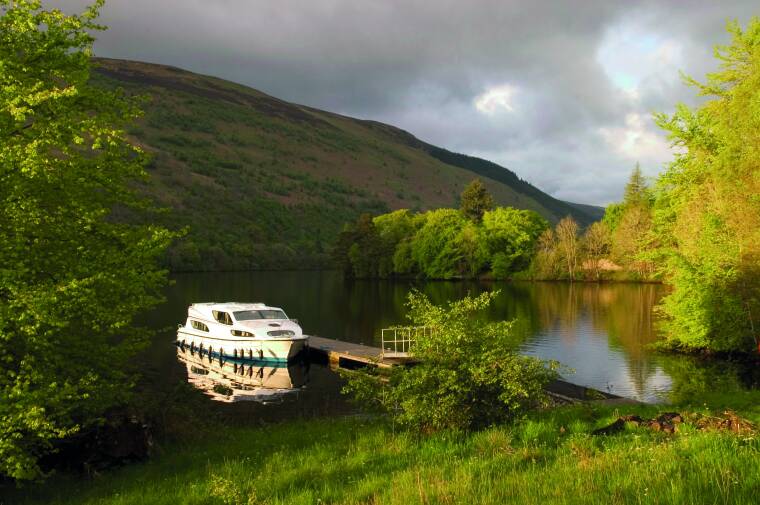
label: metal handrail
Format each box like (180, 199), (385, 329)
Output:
(381, 326), (433, 357)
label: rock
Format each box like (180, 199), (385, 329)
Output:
(592, 418), (626, 435)
(656, 412), (683, 424)
(620, 415), (644, 426)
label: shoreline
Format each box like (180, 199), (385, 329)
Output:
(168, 267), (664, 284)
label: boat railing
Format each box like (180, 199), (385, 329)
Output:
(380, 326), (433, 358)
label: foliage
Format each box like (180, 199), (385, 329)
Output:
(583, 222), (611, 281)
(526, 228), (563, 279)
(555, 217), (580, 280)
(410, 209), (469, 278)
(610, 165), (655, 277)
(0, 0), (174, 479)
(601, 202), (625, 232)
(525, 165), (658, 282)
(341, 291), (558, 432)
(373, 209), (420, 277)
(335, 191), (548, 280)
(481, 207), (548, 277)
(459, 178), (494, 222)
(652, 18), (760, 352)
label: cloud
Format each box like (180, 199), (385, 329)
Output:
(474, 84), (518, 115)
(50, 0), (759, 205)
(598, 113), (673, 170)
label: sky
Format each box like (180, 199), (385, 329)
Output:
(54, 0), (758, 205)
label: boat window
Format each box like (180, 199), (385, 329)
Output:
(233, 309), (287, 321)
(212, 310), (233, 325)
(191, 320), (209, 332)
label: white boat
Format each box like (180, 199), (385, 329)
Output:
(176, 302), (309, 362)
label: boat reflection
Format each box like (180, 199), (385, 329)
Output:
(176, 346), (309, 403)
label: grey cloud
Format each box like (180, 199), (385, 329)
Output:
(52, 0), (759, 204)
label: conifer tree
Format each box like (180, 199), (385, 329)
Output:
(459, 178), (494, 222)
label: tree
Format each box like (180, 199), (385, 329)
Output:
(583, 222), (611, 281)
(481, 207), (548, 277)
(373, 209), (417, 277)
(341, 291), (558, 432)
(411, 209), (468, 279)
(652, 18), (760, 352)
(334, 213), (384, 278)
(459, 178), (494, 222)
(623, 163), (647, 206)
(0, 1), (174, 479)
(601, 202), (625, 233)
(608, 166), (655, 277)
(527, 228), (561, 279)
(555, 217), (580, 280)
(455, 221), (488, 277)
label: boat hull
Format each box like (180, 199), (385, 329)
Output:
(177, 328), (308, 362)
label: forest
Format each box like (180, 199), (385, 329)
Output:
(334, 171), (656, 283)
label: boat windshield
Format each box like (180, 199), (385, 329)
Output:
(233, 309), (287, 321)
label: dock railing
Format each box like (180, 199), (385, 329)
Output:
(380, 326), (433, 358)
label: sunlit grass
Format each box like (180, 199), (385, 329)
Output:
(4, 398), (759, 505)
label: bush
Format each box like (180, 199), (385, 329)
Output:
(341, 291), (558, 432)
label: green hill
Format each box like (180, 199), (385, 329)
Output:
(93, 58), (602, 271)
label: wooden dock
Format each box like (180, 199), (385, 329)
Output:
(306, 336), (643, 404)
(307, 336), (411, 369)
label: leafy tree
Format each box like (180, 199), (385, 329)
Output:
(341, 291), (558, 432)
(459, 178), (494, 222)
(583, 222), (611, 281)
(0, 0), (175, 479)
(392, 239), (417, 275)
(481, 207), (548, 277)
(652, 18), (760, 352)
(333, 222), (359, 276)
(339, 213), (384, 278)
(555, 217), (580, 280)
(455, 221), (488, 277)
(601, 202), (625, 233)
(529, 228), (562, 279)
(373, 209), (418, 277)
(337, 205), (547, 280)
(411, 209), (468, 279)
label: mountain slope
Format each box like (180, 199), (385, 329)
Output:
(93, 58), (602, 271)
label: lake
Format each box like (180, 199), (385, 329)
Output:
(142, 271), (757, 416)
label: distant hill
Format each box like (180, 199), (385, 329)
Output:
(93, 58), (603, 271)
(564, 202), (606, 222)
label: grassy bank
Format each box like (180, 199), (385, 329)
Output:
(3, 393), (758, 505)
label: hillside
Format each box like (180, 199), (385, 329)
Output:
(93, 58), (603, 271)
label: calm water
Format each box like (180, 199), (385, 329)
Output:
(143, 271), (757, 413)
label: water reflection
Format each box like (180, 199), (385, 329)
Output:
(147, 272), (756, 406)
(176, 346), (308, 403)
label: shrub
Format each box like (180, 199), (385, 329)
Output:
(341, 292), (558, 432)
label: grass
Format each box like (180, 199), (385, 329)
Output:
(4, 394), (759, 505)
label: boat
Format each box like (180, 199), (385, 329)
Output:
(176, 302), (309, 362)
